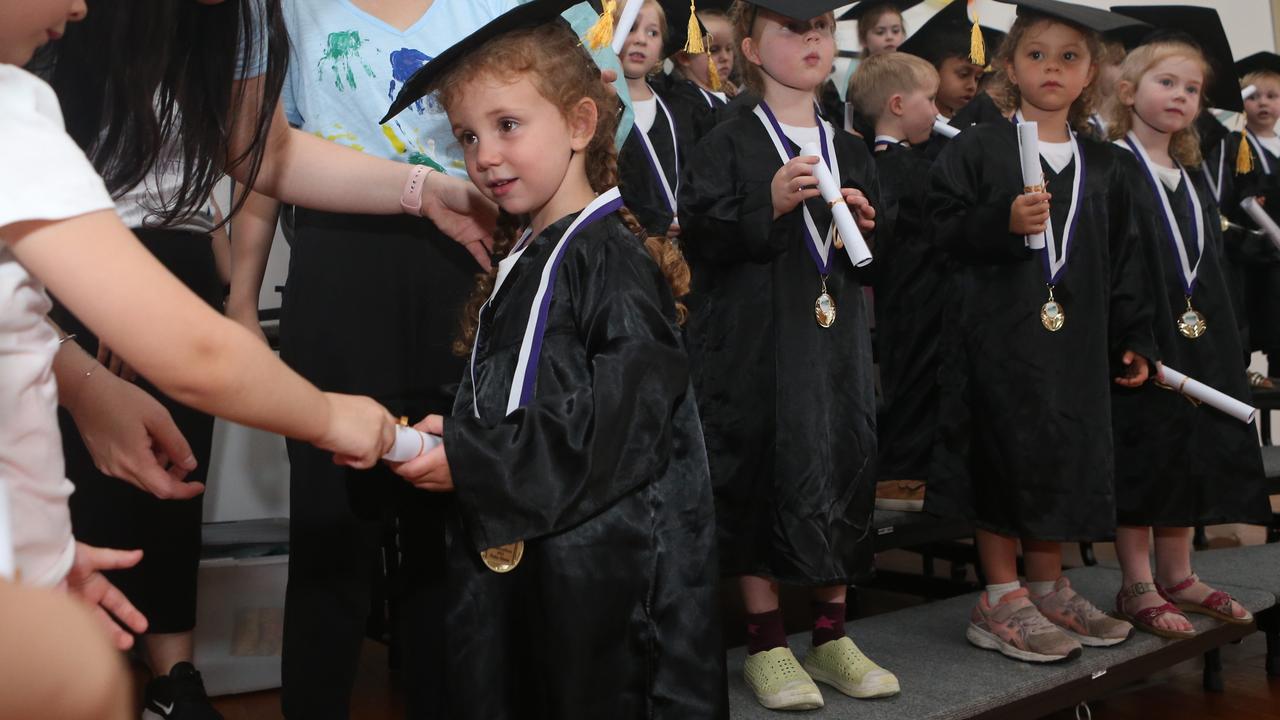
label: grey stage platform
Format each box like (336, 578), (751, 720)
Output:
(727, 561), (1276, 720)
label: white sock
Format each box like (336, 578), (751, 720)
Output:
(985, 581), (1021, 605)
(1026, 580), (1057, 598)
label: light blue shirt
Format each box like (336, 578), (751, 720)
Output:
(281, 0), (519, 176)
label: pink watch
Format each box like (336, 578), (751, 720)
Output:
(400, 165), (433, 217)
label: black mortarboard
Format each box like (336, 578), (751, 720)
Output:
(838, 0), (925, 22)
(898, 1), (994, 66)
(739, 0), (852, 21)
(994, 0), (1148, 35)
(1111, 5), (1241, 112)
(1236, 51), (1280, 80)
(382, 0), (579, 123)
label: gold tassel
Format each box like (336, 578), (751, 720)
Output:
(707, 54), (723, 92)
(586, 0), (617, 51)
(969, 1), (985, 66)
(1237, 133), (1255, 175)
(684, 2), (706, 54)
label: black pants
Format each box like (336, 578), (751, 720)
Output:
(52, 229), (221, 634)
(278, 207), (476, 720)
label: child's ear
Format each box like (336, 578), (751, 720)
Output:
(888, 93), (905, 117)
(1115, 79), (1136, 107)
(741, 36), (764, 69)
(569, 97), (599, 153)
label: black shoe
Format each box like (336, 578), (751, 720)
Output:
(142, 662), (223, 720)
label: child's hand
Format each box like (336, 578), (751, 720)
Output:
(771, 155), (822, 220)
(1114, 350), (1150, 388)
(317, 393), (397, 469)
(65, 542), (148, 651)
(841, 187), (876, 234)
(391, 415), (454, 492)
(1010, 192), (1052, 235)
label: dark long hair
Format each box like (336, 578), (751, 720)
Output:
(45, 0), (288, 225)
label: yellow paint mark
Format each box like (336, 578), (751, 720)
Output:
(382, 125), (408, 154)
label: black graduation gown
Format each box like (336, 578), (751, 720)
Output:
(441, 212), (724, 719)
(661, 75), (730, 123)
(873, 142), (944, 481)
(921, 93), (1010, 160)
(1222, 131), (1280, 357)
(619, 86), (708, 236)
(679, 108), (881, 585)
(924, 123), (1157, 541)
(1111, 153), (1271, 527)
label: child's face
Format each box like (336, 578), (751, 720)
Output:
(0, 0), (86, 65)
(935, 56), (982, 117)
(1129, 54), (1203, 136)
(862, 12), (905, 56)
(450, 75), (590, 218)
(899, 81), (939, 145)
(619, 3), (665, 80)
(744, 11), (836, 94)
(1244, 77), (1280, 132)
(1006, 20), (1096, 116)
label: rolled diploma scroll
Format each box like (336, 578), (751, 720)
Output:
(0, 480), (13, 581)
(801, 142), (873, 267)
(1241, 196), (1280, 252)
(1017, 120), (1047, 250)
(610, 0), (645, 54)
(384, 425), (443, 463)
(933, 115), (960, 139)
(1243, 84), (1258, 101)
(1158, 364), (1259, 424)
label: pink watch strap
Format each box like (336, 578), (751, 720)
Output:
(400, 165), (430, 216)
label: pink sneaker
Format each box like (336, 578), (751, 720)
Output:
(967, 588), (1082, 663)
(1030, 577), (1133, 647)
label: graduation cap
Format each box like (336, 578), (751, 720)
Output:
(993, 0), (1148, 36)
(381, 0), (581, 123)
(898, 1), (992, 67)
(1110, 5), (1241, 112)
(739, 0), (852, 22)
(1235, 51), (1280, 81)
(837, 0), (926, 23)
(655, 0), (711, 59)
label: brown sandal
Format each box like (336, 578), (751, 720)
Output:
(1115, 582), (1196, 640)
(1158, 574), (1253, 625)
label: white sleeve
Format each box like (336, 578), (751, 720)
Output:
(0, 68), (114, 233)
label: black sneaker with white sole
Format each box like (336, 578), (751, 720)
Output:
(142, 662), (223, 720)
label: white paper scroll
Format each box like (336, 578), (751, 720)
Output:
(801, 142), (873, 268)
(934, 115), (960, 139)
(1017, 121), (1047, 250)
(1158, 364), (1259, 424)
(383, 425), (443, 463)
(611, 0), (645, 54)
(1243, 84), (1258, 101)
(1241, 196), (1280, 252)
(0, 480), (14, 581)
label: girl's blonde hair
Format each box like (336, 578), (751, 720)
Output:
(729, 1), (837, 96)
(1105, 39), (1209, 166)
(991, 13), (1104, 134)
(433, 22), (690, 353)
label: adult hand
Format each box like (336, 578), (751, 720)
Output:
(65, 543), (148, 651)
(421, 171), (498, 271)
(317, 393), (397, 469)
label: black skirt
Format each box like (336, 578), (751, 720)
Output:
(52, 228), (221, 634)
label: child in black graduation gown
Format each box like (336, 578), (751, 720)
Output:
(616, 0), (716, 238)
(1104, 31), (1269, 639)
(668, 7), (739, 112)
(681, 0), (896, 711)
(385, 6), (722, 718)
(927, 0), (1155, 664)
(1227, 52), (1280, 385)
(847, 51), (941, 512)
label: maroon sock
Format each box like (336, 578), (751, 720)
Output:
(811, 601), (846, 647)
(745, 610), (788, 655)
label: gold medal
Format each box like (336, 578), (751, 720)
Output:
(480, 541), (524, 573)
(1177, 297), (1207, 339)
(815, 276), (836, 328)
(1040, 285), (1065, 332)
